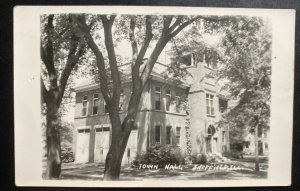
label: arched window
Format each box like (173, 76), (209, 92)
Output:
(207, 125), (216, 138)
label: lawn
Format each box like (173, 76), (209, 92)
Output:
(60, 161), (268, 181)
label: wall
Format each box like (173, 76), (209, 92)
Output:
(187, 60), (230, 156)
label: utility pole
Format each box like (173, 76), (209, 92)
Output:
(254, 115), (259, 171)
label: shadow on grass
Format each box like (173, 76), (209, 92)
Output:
(60, 163), (268, 181)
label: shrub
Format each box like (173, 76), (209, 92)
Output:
(131, 144), (185, 168)
(61, 147), (74, 163)
(222, 150), (244, 159)
(190, 153), (208, 164)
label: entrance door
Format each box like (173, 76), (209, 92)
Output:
(212, 137), (218, 154)
(75, 128), (90, 163)
(94, 127), (110, 163)
(206, 137), (212, 154)
(122, 130), (137, 165)
(206, 125), (216, 154)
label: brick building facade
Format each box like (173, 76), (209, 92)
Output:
(73, 53), (230, 165)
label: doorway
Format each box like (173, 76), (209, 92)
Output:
(94, 126), (110, 163)
(206, 125), (216, 154)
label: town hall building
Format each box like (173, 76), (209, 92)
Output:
(73, 51), (230, 165)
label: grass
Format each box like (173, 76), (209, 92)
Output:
(59, 161), (268, 181)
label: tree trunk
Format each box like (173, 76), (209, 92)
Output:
(45, 105), (62, 179)
(254, 124), (259, 171)
(103, 129), (131, 180)
(102, 110), (134, 181)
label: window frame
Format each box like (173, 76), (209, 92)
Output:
(179, 53), (194, 67)
(206, 93), (215, 116)
(166, 126), (172, 145)
(219, 98), (228, 113)
(154, 86), (162, 110)
(165, 89), (171, 111)
(155, 125), (161, 144)
(82, 95), (88, 116)
(175, 95), (180, 113)
(92, 93), (99, 115)
(104, 100), (109, 114)
(222, 131), (226, 144)
(78, 128), (90, 133)
(175, 126), (181, 146)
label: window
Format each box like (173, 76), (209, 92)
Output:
(176, 127), (181, 145)
(165, 89), (171, 111)
(166, 126), (172, 144)
(95, 127), (110, 132)
(207, 125), (215, 137)
(206, 94), (214, 116)
(205, 56), (217, 69)
(82, 95), (88, 116)
(104, 100), (109, 113)
(179, 54), (194, 67)
(222, 131), (226, 144)
(92, 94), (99, 115)
(155, 125), (161, 143)
(175, 95), (180, 113)
(154, 86), (161, 110)
(78, 128), (90, 133)
(219, 99), (228, 113)
(119, 89), (124, 111)
(245, 142), (250, 149)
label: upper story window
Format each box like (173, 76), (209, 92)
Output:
(176, 127), (181, 145)
(154, 86), (161, 110)
(155, 125), (161, 144)
(219, 99), (228, 113)
(205, 61), (216, 69)
(119, 89), (124, 111)
(166, 126), (172, 145)
(92, 94), (99, 115)
(175, 94), (180, 113)
(206, 93), (214, 116)
(204, 55), (217, 69)
(165, 89), (171, 111)
(179, 53), (194, 67)
(104, 100), (109, 113)
(82, 95), (88, 116)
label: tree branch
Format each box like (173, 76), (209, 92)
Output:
(168, 16), (183, 32)
(129, 16), (138, 65)
(168, 16), (201, 40)
(100, 15), (121, 106)
(57, 35), (85, 107)
(41, 76), (49, 104)
(42, 14), (58, 91)
(74, 14), (111, 102)
(131, 16), (154, 95)
(162, 15), (173, 34)
(135, 16), (153, 66)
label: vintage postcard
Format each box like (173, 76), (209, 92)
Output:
(14, 6), (295, 187)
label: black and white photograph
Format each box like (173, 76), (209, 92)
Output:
(14, 6), (295, 187)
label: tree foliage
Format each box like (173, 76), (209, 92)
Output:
(41, 14), (87, 179)
(167, 16), (271, 146)
(216, 17), (272, 143)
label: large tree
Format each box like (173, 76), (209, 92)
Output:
(41, 14), (86, 178)
(72, 14), (220, 180)
(216, 17), (272, 171)
(168, 16), (271, 171)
